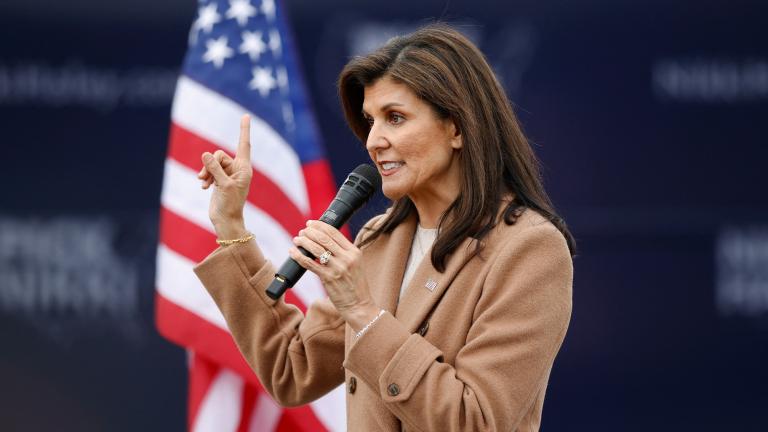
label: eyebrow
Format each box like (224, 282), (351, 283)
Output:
(362, 102), (405, 116)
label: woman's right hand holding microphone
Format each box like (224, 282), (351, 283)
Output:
(198, 114), (253, 241)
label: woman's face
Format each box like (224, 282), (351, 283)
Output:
(363, 76), (463, 203)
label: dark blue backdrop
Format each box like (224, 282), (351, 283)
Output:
(1, 0), (767, 430)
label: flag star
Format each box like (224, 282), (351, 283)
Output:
(268, 29), (282, 57)
(249, 66), (277, 97)
(261, 0), (276, 22)
(226, 0), (257, 27)
(196, 4), (221, 34)
(203, 36), (234, 68)
(240, 31), (267, 61)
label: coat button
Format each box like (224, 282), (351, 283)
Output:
(387, 383), (400, 396)
(348, 377), (357, 394)
(418, 321), (429, 337)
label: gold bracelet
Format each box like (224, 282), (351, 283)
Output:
(216, 232), (254, 246)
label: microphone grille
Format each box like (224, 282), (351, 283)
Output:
(352, 163), (382, 191)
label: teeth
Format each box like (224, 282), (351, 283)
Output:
(382, 162), (404, 170)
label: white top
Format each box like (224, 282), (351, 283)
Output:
(398, 225), (438, 302)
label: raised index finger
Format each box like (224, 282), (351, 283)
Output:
(236, 114), (251, 162)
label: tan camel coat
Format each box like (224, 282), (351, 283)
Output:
(194, 208), (573, 431)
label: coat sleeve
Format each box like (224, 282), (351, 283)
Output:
(193, 240), (345, 407)
(343, 223), (573, 431)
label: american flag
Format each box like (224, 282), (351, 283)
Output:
(155, 0), (345, 430)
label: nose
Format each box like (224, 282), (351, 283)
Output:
(365, 121), (389, 154)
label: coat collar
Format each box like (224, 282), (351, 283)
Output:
(363, 211), (478, 333)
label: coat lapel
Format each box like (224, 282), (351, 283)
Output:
(394, 226), (478, 334)
(362, 211), (479, 333)
(361, 214), (417, 315)
(362, 196), (513, 334)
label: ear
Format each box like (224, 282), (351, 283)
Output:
(449, 118), (462, 150)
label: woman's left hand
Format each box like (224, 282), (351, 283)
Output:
(289, 221), (380, 330)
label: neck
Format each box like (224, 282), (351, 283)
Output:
(410, 189), (458, 229)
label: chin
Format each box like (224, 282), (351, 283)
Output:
(382, 189), (405, 201)
(381, 183), (407, 201)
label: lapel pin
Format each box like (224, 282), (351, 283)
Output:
(424, 278), (438, 292)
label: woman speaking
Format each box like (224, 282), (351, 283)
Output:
(194, 24), (575, 432)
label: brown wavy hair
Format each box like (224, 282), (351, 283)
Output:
(339, 23), (576, 271)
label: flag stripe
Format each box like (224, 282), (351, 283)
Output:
(249, 392), (283, 432)
(157, 293), (263, 384)
(277, 406), (331, 432)
(188, 353), (222, 430)
(299, 159), (341, 222)
(172, 76), (309, 214)
(156, 291), (307, 384)
(157, 244), (229, 329)
(168, 123), (306, 237)
(157, 295), (335, 432)
(237, 384), (258, 432)
(307, 383), (347, 431)
(192, 368), (244, 432)
(160, 206), (217, 263)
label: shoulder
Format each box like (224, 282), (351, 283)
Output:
(485, 207), (572, 268)
(478, 208), (573, 319)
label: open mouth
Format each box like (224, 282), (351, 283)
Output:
(379, 161), (404, 173)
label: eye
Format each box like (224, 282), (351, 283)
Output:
(363, 115), (374, 127)
(389, 112), (404, 124)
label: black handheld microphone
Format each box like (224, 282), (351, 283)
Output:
(265, 164), (382, 300)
